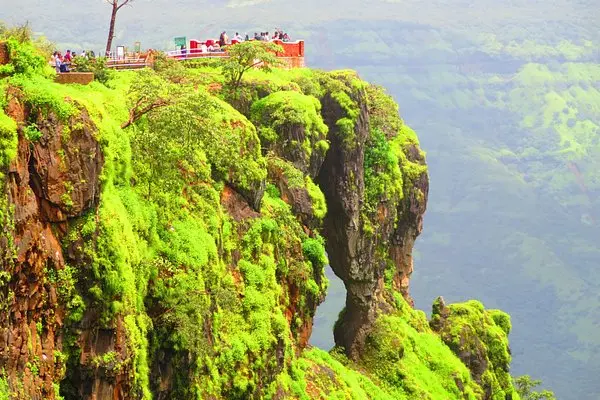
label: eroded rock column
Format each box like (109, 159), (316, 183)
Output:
(317, 74), (428, 359)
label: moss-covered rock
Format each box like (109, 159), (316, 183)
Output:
(251, 90), (328, 178)
(0, 109), (17, 171)
(266, 156), (327, 227)
(430, 297), (518, 399)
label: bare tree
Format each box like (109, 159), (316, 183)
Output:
(105, 0), (133, 56)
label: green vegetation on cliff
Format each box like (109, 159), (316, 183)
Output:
(0, 109), (16, 172)
(360, 296), (482, 399)
(0, 33), (528, 400)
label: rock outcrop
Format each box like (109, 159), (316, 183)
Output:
(316, 73), (429, 359)
(430, 297), (517, 399)
(317, 81), (376, 358)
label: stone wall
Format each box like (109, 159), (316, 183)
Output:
(55, 72), (95, 85)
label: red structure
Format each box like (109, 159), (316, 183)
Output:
(189, 39), (201, 52)
(170, 39), (305, 67)
(272, 40), (305, 68)
(273, 40), (304, 57)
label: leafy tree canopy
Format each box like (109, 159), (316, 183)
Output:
(515, 375), (557, 400)
(221, 41), (283, 89)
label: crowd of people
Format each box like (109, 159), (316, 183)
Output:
(208, 29), (292, 51)
(252, 29), (291, 42)
(175, 29), (293, 55)
(51, 49), (92, 73)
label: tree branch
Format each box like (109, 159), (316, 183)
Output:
(116, 0), (132, 11)
(121, 98), (170, 129)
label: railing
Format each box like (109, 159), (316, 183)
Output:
(164, 49), (229, 58)
(104, 40), (305, 69)
(105, 52), (151, 69)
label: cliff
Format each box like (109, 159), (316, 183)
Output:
(0, 37), (520, 399)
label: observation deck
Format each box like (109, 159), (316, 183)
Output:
(105, 39), (305, 70)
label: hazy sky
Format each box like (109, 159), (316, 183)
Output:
(3, 0), (597, 50)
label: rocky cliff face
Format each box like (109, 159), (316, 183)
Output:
(0, 92), (103, 399)
(0, 37), (519, 400)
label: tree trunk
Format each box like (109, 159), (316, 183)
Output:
(105, 2), (118, 56)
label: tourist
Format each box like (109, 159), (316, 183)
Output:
(80, 50), (87, 58)
(54, 52), (69, 73)
(200, 43), (208, 53)
(219, 31), (229, 47)
(181, 44), (187, 57)
(64, 50), (72, 62)
(254, 32), (261, 40)
(55, 52), (62, 72)
(283, 32), (291, 42)
(233, 32), (243, 42)
(52, 52), (60, 73)
(245, 33), (250, 41)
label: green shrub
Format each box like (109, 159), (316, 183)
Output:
(302, 236), (328, 269)
(364, 128), (403, 212)
(23, 124), (42, 142)
(8, 75), (77, 120)
(0, 375), (9, 400)
(305, 177), (327, 220)
(0, 110), (17, 169)
(515, 375), (556, 400)
(1, 38), (49, 78)
(72, 56), (114, 86)
(489, 309), (512, 335)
